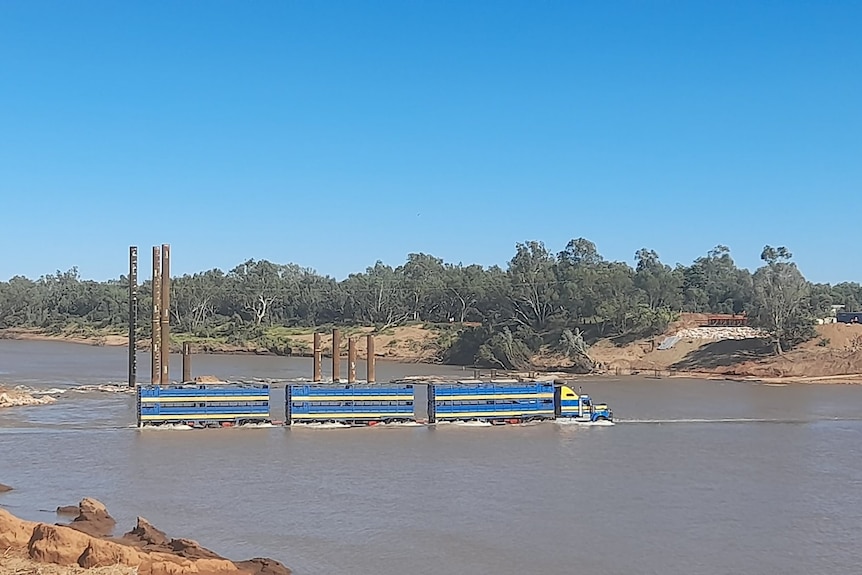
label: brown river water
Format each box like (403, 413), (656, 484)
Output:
(1, 340), (862, 574)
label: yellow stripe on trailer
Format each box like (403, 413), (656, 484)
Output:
(140, 395), (270, 403)
(290, 395), (414, 402)
(140, 413), (268, 421)
(290, 413), (414, 419)
(435, 393), (554, 401)
(435, 409), (555, 419)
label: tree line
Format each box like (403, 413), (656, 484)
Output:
(1, 239), (859, 367)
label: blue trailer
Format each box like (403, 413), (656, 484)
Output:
(136, 383), (271, 428)
(430, 382), (557, 424)
(287, 384), (416, 425)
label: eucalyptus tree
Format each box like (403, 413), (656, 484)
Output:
(473, 265), (510, 324)
(0, 276), (39, 327)
(681, 245), (753, 313)
(594, 261), (641, 336)
(86, 277), (127, 328)
(398, 253), (447, 322)
(172, 269), (227, 333)
(634, 248), (683, 312)
(829, 282), (862, 312)
(507, 241), (558, 332)
(807, 283), (836, 319)
(441, 263), (487, 323)
(291, 270), (340, 326)
(556, 238), (605, 325)
(225, 259), (284, 326)
(341, 261), (411, 328)
(751, 246), (813, 354)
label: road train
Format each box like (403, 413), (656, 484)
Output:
(136, 381), (613, 428)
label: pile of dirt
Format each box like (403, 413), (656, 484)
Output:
(802, 322), (862, 351)
(669, 338), (773, 372)
(587, 338), (655, 370)
(0, 498), (291, 575)
(720, 347), (862, 379)
(530, 348), (594, 373)
(578, 317), (862, 380)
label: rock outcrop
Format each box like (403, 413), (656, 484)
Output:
(0, 387), (57, 408)
(123, 516), (171, 547)
(0, 482), (13, 492)
(67, 497), (116, 537)
(673, 326), (766, 340)
(56, 505), (80, 515)
(0, 498), (291, 575)
(235, 558), (294, 575)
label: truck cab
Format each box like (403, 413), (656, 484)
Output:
(556, 385), (613, 422)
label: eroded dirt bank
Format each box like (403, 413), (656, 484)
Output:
(5, 319), (862, 382)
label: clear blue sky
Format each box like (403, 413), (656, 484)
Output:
(1, 1), (859, 284)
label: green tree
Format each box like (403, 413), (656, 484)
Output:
(442, 263), (487, 323)
(507, 241), (558, 332)
(172, 269), (227, 333)
(681, 245), (753, 313)
(556, 238), (605, 324)
(634, 248), (683, 311)
(751, 246), (814, 354)
(398, 253), (446, 322)
(342, 261), (410, 328)
(226, 260), (286, 326)
(0, 276), (39, 327)
(828, 282), (862, 312)
(594, 262), (640, 336)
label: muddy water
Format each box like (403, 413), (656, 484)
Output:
(2, 340), (862, 574)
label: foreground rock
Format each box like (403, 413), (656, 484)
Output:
(0, 498), (291, 575)
(67, 497), (116, 538)
(0, 482), (12, 492)
(123, 516), (170, 546)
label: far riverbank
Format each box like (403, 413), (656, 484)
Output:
(4, 323), (862, 384)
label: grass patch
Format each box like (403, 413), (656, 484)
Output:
(266, 326), (315, 337)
